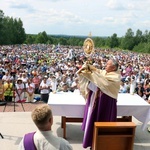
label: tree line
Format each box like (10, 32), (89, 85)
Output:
(0, 10), (150, 53)
(0, 10), (26, 45)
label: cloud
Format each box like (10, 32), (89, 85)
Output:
(36, 0), (66, 1)
(103, 17), (115, 22)
(2, 0), (150, 36)
(136, 20), (150, 28)
(10, 3), (29, 9)
(106, 0), (150, 12)
(106, 0), (125, 10)
(7, 0), (36, 13)
(92, 11), (139, 31)
(24, 8), (87, 25)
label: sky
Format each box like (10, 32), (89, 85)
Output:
(1, 0), (150, 37)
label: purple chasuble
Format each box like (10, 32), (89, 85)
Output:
(82, 90), (117, 148)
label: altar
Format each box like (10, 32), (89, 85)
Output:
(48, 91), (150, 138)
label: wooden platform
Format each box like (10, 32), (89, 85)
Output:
(92, 122), (136, 150)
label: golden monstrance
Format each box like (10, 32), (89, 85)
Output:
(79, 32), (95, 73)
(83, 32), (95, 57)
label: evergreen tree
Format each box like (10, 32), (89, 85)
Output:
(0, 10), (26, 45)
(121, 28), (135, 50)
(109, 33), (119, 48)
(0, 10), (4, 44)
(35, 31), (48, 44)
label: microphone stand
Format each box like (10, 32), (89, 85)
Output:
(0, 103), (4, 137)
(3, 75), (25, 112)
(0, 133), (4, 138)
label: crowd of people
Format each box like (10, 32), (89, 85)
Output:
(0, 44), (150, 103)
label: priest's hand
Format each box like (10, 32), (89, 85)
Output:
(76, 62), (96, 74)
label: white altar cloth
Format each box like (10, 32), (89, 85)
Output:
(48, 91), (150, 130)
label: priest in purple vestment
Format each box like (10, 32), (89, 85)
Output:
(77, 58), (121, 149)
